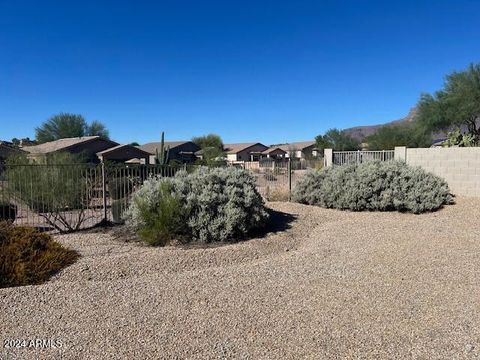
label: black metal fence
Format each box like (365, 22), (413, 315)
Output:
(0, 159), (320, 233)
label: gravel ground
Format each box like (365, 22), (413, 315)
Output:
(1, 197), (480, 359)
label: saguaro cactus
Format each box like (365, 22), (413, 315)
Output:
(155, 132), (170, 165)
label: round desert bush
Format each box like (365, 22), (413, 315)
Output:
(125, 167), (269, 245)
(293, 161), (452, 214)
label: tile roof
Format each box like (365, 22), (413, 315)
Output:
(22, 136), (117, 154)
(223, 143), (266, 154)
(261, 147), (287, 155)
(96, 144), (152, 156)
(138, 141), (195, 154)
(274, 141), (316, 152)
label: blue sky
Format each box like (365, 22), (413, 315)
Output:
(1, 0), (479, 145)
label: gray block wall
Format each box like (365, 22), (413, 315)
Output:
(395, 147), (480, 197)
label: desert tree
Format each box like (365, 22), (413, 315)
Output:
(417, 63), (480, 145)
(35, 113), (110, 143)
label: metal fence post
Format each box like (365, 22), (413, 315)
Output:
(101, 162), (107, 222)
(288, 157), (292, 201)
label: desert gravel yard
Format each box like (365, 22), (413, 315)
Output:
(2, 197), (480, 359)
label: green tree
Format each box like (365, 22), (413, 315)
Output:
(87, 120), (109, 138)
(35, 113), (110, 143)
(315, 128), (360, 153)
(192, 133), (223, 150)
(192, 133), (225, 165)
(365, 123), (431, 150)
(417, 63), (480, 145)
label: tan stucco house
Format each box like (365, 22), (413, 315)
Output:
(224, 143), (269, 162)
(275, 141), (319, 159)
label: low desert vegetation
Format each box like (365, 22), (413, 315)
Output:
(293, 161), (453, 214)
(266, 186), (290, 202)
(0, 221), (79, 288)
(124, 167), (269, 245)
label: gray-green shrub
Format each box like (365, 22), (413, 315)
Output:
(125, 167), (269, 245)
(292, 161), (452, 213)
(125, 179), (184, 246)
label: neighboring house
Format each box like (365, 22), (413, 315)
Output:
(138, 141), (201, 164)
(96, 144), (152, 164)
(224, 143), (269, 162)
(22, 136), (119, 163)
(261, 147), (287, 159)
(0, 142), (26, 163)
(275, 141), (319, 159)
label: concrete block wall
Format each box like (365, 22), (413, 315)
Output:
(395, 147), (480, 197)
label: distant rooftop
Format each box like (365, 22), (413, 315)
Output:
(22, 136), (116, 154)
(223, 143), (266, 154)
(273, 141), (316, 152)
(138, 141), (197, 154)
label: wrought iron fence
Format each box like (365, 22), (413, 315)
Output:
(0, 159), (318, 233)
(332, 150), (394, 165)
(242, 158), (318, 200)
(0, 163), (187, 232)
(0, 163), (104, 232)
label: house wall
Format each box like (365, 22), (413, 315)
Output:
(227, 154), (237, 162)
(395, 146), (480, 197)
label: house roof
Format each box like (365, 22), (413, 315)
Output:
(96, 144), (151, 157)
(275, 141), (316, 152)
(138, 141), (198, 154)
(261, 147), (287, 155)
(22, 136), (118, 154)
(223, 143), (267, 154)
(0, 142), (26, 158)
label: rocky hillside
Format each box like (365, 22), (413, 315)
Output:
(343, 108), (418, 141)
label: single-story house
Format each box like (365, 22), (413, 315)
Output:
(138, 141), (201, 164)
(261, 147), (287, 160)
(275, 141), (319, 159)
(0, 142), (26, 163)
(224, 143), (269, 162)
(96, 144), (152, 164)
(22, 136), (120, 163)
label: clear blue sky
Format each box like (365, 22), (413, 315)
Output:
(1, 0), (479, 145)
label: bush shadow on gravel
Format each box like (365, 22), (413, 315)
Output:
(251, 208), (297, 238)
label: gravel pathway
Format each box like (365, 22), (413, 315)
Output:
(1, 198), (480, 359)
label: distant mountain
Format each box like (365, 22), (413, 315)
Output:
(343, 108), (418, 141)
